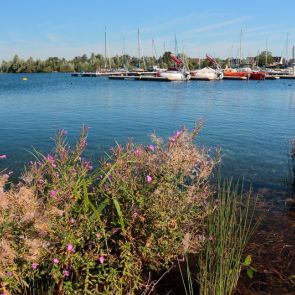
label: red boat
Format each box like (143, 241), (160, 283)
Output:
(249, 71), (266, 80)
(223, 68), (265, 80)
(223, 68), (249, 79)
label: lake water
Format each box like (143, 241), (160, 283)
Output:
(1, 73), (295, 192)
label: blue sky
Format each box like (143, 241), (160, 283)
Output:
(0, 0), (294, 60)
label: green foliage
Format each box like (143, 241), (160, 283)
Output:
(257, 51), (274, 67)
(198, 179), (258, 295)
(0, 123), (220, 294)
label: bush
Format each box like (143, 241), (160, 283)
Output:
(0, 123), (220, 294)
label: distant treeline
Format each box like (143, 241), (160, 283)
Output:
(0, 51), (274, 73)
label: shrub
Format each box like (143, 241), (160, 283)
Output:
(0, 123), (219, 294)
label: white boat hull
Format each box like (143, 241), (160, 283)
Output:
(191, 67), (223, 80)
(158, 71), (190, 81)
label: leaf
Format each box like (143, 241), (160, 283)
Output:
(97, 197), (110, 214)
(113, 197), (126, 234)
(246, 268), (254, 279)
(244, 255), (252, 266)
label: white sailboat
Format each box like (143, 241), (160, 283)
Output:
(157, 54), (191, 81)
(190, 55), (223, 80)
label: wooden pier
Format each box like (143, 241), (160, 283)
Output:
(277, 75), (295, 79)
(190, 77), (213, 81)
(265, 75), (280, 80)
(108, 75), (171, 82)
(223, 76), (248, 80)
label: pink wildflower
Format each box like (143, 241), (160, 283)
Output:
(67, 244), (74, 253)
(46, 154), (56, 168)
(70, 218), (76, 224)
(134, 148), (142, 156)
(0, 155), (7, 159)
(95, 233), (100, 239)
(169, 130), (182, 143)
(83, 160), (93, 170)
(50, 190), (57, 197)
(98, 256), (105, 264)
(175, 131), (182, 138)
(53, 258), (59, 264)
(32, 262), (39, 270)
(63, 270), (70, 277)
(146, 175), (153, 183)
(148, 144), (155, 152)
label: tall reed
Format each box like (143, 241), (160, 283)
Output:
(198, 179), (257, 295)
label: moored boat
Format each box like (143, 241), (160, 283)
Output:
(157, 54), (191, 81)
(223, 66), (265, 80)
(223, 68), (250, 79)
(190, 55), (223, 80)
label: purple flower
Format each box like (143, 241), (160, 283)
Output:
(53, 258), (59, 264)
(83, 160), (93, 170)
(134, 148), (142, 156)
(98, 256), (105, 264)
(6, 271), (13, 277)
(146, 175), (153, 183)
(32, 262), (39, 270)
(0, 154), (7, 159)
(46, 154), (56, 168)
(169, 130), (182, 143)
(67, 244), (74, 253)
(50, 190), (57, 197)
(61, 129), (68, 135)
(70, 218), (76, 224)
(63, 270), (70, 277)
(175, 131), (182, 138)
(148, 144), (155, 152)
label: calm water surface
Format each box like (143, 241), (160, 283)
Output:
(1, 73), (295, 192)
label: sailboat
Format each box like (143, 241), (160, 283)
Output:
(157, 54), (191, 81)
(132, 28), (146, 72)
(224, 29), (265, 80)
(190, 54), (223, 80)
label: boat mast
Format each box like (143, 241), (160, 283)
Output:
(265, 39), (268, 68)
(293, 45), (295, 75)
(152, 38), (158, 60)
(137, 28), (141, 68)
(174, 35), (179, 55)
(286, 32), (289, 67)
(239, 29), (243, 67)
(104, 26), (107, 69)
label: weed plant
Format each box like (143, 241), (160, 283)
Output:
(0, 123), (220, 294)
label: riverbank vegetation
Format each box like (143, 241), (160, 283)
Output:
(0, 51), (277, 73)
(0, 123), (263, 294)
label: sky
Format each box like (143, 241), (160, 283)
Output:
(0, 0), (294, 60)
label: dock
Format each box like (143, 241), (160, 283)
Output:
(223, 76), (248, 80)
(277, 75), (295, 79)
(109, 75), (172, 82)
(71, 71), (128, 77)
(265, 75), (280, 80)
(190, 77), (213, 81)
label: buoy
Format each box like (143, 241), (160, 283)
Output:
(22, 77), (28, 81)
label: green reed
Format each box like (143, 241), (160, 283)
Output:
(198, 179), (258, 295)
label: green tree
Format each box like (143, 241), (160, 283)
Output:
(257, 51), (274, 67)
